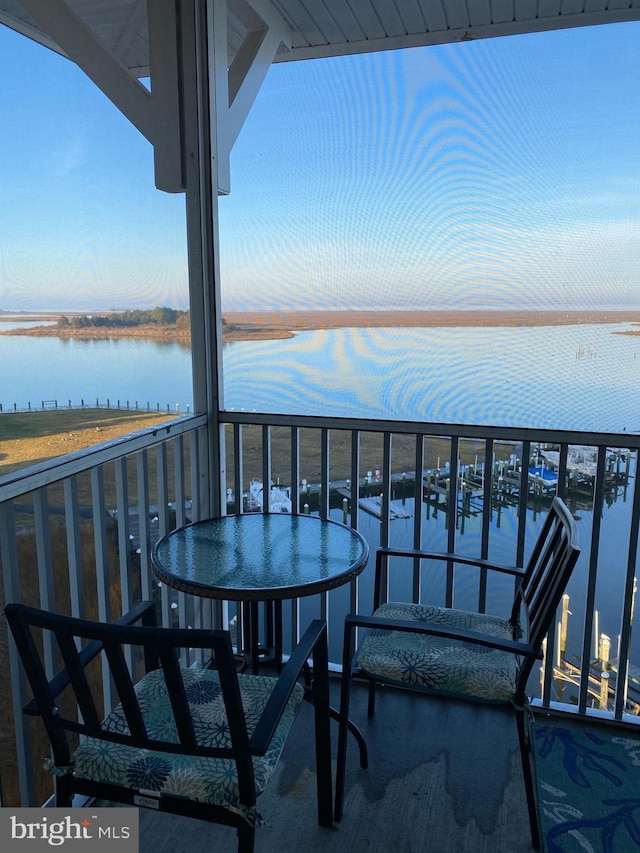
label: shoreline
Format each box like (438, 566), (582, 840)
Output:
(0, 407), (512, 480)
(1, 309), (639, 343)
(223, 309), (640, 332)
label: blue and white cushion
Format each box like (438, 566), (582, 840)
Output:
(67, 668), (304, 816)
(356, 602), (519, 703)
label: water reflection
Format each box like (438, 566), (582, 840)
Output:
(284, 450), (639, 712)
(223, 324), (640, 432)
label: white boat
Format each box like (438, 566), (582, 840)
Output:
(541, 446), (622, 479)
(248, 478), (292, 513)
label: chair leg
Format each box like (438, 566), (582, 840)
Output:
(236, 822), (255, 853)
(367, 680), (376, 718)
(311, 630), (333, 828)
(349, 716), (369, 769)
(336, 616), (369, 821)
(516, 707), (542, 851)
(334, 666), (352, 822)
(54, 774), (73, 807)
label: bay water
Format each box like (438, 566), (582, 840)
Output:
(3, 320), (640, 695)
(2, 321), (640, 432)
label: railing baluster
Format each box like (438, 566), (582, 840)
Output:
(446, 436), (459, 607)
(172, 435), (190, 644)
(578, 446), (608, 714)
(115, 457), (133, 615)
(319, 427), (330, 520)
(156, 443), (171, 629)
(319, 428), (330, 622)
(379, 432), (392, 548)
(190, 426), (203, 522)
(290, 425), (300, 516)
(115, 457), (137, 671)
(262, 424), (271, 513)
(90, 464), (113, 710)
(63, 476), (84, 621)
(136, 449), (153, 600)
(173, 435), (186, 528)
(477, 438), (493, 614)
(348, 429), (362, 648)
(232, 423), (243, 515)
(557, 443), (569, 500)
(350, 429), (361, 531)
(290, 426), (301, 650)
(615, 449), (640, 719)
(33, 488), (56, 675)
(232, 423), (245, 654)
(412, 433), (424, 604)
(516, 439), (530, 570)
(0, 500), (35, 806)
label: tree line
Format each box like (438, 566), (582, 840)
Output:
(57, 307), (190, 329)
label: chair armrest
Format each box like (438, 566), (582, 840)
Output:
(376, 546), (526, 579)
(345, 613), (542, 661)
(249, 619), (328, 755)
(23, 601), (157, 716)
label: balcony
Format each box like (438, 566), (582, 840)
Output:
(4, 1), (640, 849)
(134, 682), (535, 853)
(2, 408), (639, 843)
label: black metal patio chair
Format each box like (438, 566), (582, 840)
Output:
(334, 495), (580, 850)
(5, 600), (333, 853)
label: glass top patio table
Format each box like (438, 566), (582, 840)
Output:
(152, 512), (370, 602)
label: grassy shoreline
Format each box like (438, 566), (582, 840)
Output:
(1, 309), (640, 344)
(0, 409), (180, 476)
(0, 407), (516, 488)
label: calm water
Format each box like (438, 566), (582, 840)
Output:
(2, 322), (640, 431)
(223, 323), (640, 432)
(2, 321), (640, 697)
(289, 488), (640, 691)
(1, 335), (194, 413)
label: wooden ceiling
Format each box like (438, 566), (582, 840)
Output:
(2, 0), (640, 78)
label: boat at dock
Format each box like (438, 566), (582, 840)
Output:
(247, 478), (292, 513)
(540, 445), (626, 479)
(528, 465), (558, 491)
(230, 443), (631, 519)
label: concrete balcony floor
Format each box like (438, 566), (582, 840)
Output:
(137, 680), (535, 853)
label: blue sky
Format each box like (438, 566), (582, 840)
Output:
(2, 21), (640, 312)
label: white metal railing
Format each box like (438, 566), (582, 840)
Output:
(2, 410), (640, 806)
(219, 412), (640, 726)
(0, 413), (208, 807)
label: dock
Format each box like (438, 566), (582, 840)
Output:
(358, 495), (412, 520)
(225, 443), (631, 521)
(540, 587), (640, 715)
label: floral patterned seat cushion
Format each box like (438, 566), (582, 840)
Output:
(356, 602), (519, 703)
(69, 668), (304, 814)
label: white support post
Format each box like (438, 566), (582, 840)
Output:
(147, 0), (186, 192)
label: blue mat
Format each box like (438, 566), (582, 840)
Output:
(532, 720), (640, 852)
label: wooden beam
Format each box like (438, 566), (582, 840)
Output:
(18, 0), (185, 193)
(212, 0), (291, 194)
(147, 0), (185, 192)
(18, 0), (153, 141)
(18, 0), (292, 195)
(227, 20), (289, 143)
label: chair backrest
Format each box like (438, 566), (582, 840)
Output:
(513, 496), (580, 653)
(4, 601), (256, 792)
